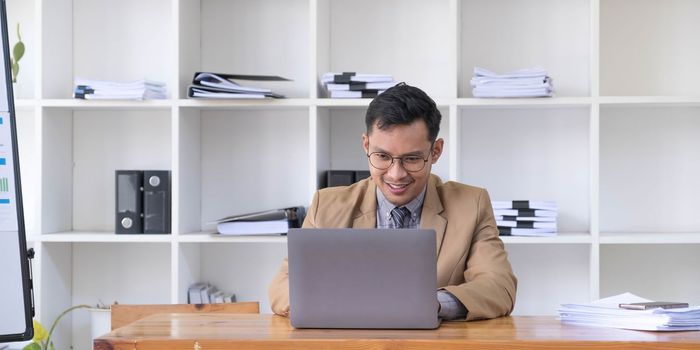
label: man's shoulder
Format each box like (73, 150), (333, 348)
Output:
(433, 176), (488, 206)
(435, 177), (486, 196)
(308, 178), (372, 225)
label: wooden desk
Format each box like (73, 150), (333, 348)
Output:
(94, 313), (700, 350)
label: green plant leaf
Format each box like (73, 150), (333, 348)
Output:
(22, 342), (41, 350)
(32, 319), (49, 342)
(11, 22), (23, 83)
(13, 41), (24, 62)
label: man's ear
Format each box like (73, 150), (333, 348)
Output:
(431, 138), (444, 164)
(362, 133), (369, 154)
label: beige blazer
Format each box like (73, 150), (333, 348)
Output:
(268, 174), (517, 321)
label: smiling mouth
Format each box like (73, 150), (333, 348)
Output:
(387, 183), (410, 189)
(384, 177), (415, 191)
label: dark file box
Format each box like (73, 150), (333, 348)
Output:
(324, 170), (373, 188)
(115, 170), (144, 234)
(326, 170), (355, 188)
(143, 170), (171, 234)
(354, 170), (370, 182)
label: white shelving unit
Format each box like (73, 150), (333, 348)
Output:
(7, 0), (699, 349)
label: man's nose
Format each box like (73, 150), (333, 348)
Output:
(386, 158), (408, 179)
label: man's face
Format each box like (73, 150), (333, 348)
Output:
(362, 119), (443, 207)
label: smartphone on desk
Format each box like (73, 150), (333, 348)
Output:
(619, 302), (689, 310)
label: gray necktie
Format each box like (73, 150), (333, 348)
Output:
(390, 206), (411, 228)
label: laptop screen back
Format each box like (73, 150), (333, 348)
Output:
(288, 228), (439, 329)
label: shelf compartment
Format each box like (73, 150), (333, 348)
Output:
(458, 107), (590, 233)
(43, 0), (173, 99)
(318, 0), (453, 99)
(72, 242), (170, 350)
(506, 244), (591, 315)
(177, 108), (311, 234)
(179, 0), (310, 99)
(459, 0), (591, 98)
(39, 242), (171, 350)
(601, 0), (700, 96)
(41, 109), (172, 233)
(600, 244), (700, 308)
(178, 242), (287, 313)
(600, 106), (700, 233)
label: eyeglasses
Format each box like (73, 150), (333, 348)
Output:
(366, 144), (434, 172)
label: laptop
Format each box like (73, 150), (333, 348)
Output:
(288, 228), (440, 329)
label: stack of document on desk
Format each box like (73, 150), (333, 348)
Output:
(470, 67), (553, 98)
(74, 78), (167, 100)
(559, 293), (700, 331)
(492, 200), (557, 236)
(188, 72), (290, 99)
(321, 72), (396, 98)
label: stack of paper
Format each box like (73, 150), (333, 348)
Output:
(492, 200), (557, 236)
(470, 67), (553, 98)
(188, 72), (289, 99)
(74, 78), (167, 100)
(321, 72), (396, 98)
(188, 282), (236, 304)
(559, 293), (700, 331)
(212, 206), (305, 236)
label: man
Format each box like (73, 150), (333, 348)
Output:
(269, 83), (516, 321)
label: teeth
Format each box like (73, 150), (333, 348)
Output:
(388, 183), (408, 189)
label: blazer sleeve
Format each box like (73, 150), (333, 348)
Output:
(268, 191), (319, 316)
(442, 189), (517, 321)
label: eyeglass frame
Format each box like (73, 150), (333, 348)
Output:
(366, 142), (436, 172)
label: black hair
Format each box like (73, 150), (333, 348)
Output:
(365, 82), (441, 142)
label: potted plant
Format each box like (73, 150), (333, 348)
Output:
(23, 305), (90, 350)
(22, 300), (116, 350)
(88, 301), (113, 342)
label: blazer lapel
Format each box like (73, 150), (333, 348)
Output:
(352, 179), (377, 228)
(420, 175), (447, 254)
